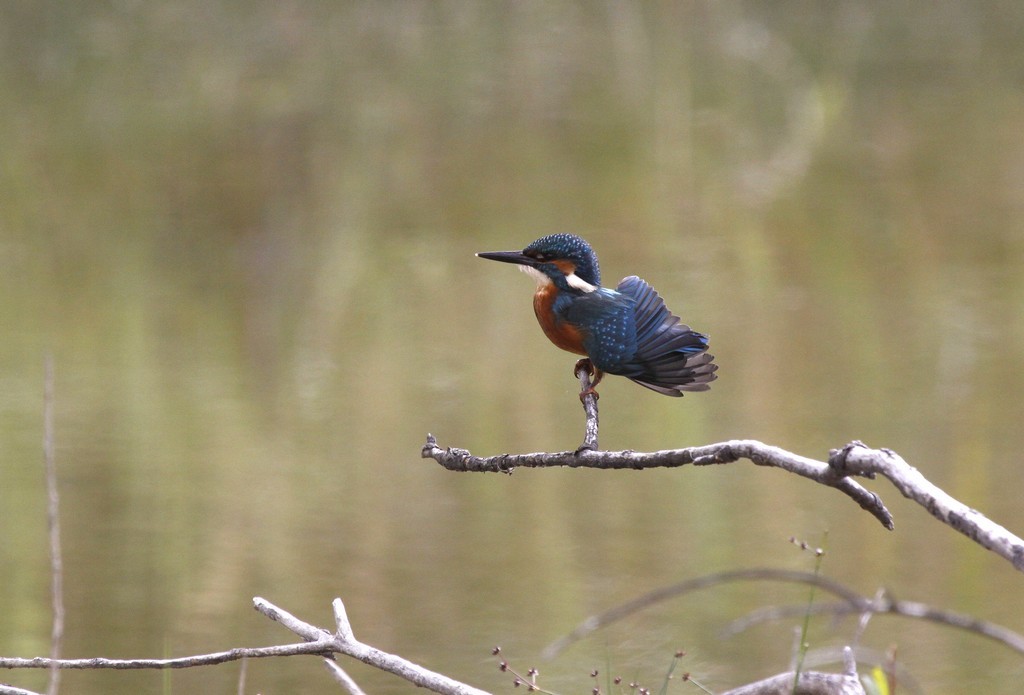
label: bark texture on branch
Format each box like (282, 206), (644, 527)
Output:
(422, 435), (894, 530)
(424, 435), (1024, 573)
(830, 441), (1024, 571)
(0, 599), (488, 695)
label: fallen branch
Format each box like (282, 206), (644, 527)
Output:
(0, 598), (489, 695)
(256, 597), (489, 695)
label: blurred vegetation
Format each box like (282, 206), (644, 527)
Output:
(1, 2), (1023, 693)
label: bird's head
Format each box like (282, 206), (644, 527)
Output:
(477, 233), (602, 292)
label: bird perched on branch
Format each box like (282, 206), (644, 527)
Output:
(478, 233), (717, 398)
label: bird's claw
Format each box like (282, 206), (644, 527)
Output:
(573, 358), (595, 379)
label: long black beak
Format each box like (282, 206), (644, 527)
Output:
(476, 250), (537, 267)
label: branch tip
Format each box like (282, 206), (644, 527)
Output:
(332, 598), (355, 643)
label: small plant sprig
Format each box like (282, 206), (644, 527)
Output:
(659, 650), (713, 695)
(588, 668), (651, 695)
(492, 647), (710, 695)
(655, 650), (712, 691)
(790, 533), (828, 692)
(492, 647), (557, 694)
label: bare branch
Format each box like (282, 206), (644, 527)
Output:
(424, 436), (1024, 572)
(830, 441), (1024, 571)
(258, 597), (491, 695)
(543, 568), (1024, 659)
(2, 598), (490, 695)
(543, 568), (862, 658)
(0, 643), (334, 671)
(725, 597), (1024, 655)
(422, 436), (893, 529)
(253, 597), (332, 644)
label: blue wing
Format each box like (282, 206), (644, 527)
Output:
(554, 277), (717, 396)
(612, 276), (717, 396)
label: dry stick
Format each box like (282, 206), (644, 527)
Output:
(424, 421), (1024, 570)
(323, 598), (489, 695)
(831, 441), (1024, 571)
(253, 598), (489, 695)
(42, 356), (63, 695)
(0, 643), (333, 671)
(422, 436), (893, 530)
(1, 599), (490, 695)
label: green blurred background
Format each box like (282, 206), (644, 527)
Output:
(2, 2), (1024, 693)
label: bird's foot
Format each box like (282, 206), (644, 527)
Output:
(573, 358), (595, 379)
(574, 358), (604, 402)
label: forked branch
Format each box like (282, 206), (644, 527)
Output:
(0, 598), (488, 695)
(830, 441), (1024, 571)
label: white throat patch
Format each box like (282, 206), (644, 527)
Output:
(519, 264), (551, 286)
(519, 265), (597, 293)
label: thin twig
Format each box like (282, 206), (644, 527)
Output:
(324, 661), (368, 695)
(43, 356), (63, 695)
(236, 656), (247, 695)
(422, 436), (893, 529)
(0, 643), (335, 670)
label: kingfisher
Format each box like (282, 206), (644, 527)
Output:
(477, 233), (717, 398)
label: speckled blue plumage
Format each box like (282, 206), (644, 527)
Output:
(516, 234), (717, 397)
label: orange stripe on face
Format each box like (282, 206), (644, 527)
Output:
(552, 259), (577, 276)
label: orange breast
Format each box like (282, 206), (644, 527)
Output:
(533, 287), (588, 356)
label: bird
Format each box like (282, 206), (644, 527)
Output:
(477, 233), (717, 398)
